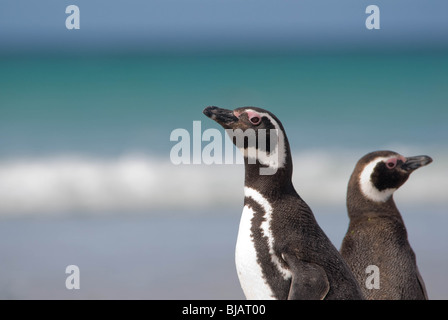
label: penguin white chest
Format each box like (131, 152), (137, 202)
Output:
(235, 187), (292, 300)
(235, 205), (276, 300)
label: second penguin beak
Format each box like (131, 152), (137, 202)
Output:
(401, 155), (433, 172)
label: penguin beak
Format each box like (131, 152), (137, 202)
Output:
(401, 155), (433, 172)
(203, 106), (239, 129)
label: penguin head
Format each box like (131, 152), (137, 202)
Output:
(354, 150), (432, 203)
(203, 106), (289, 174)
(203, 105), (282, 132)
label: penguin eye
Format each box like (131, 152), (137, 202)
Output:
(385, 158), (397, 169)
(246, 110), (262, 125)
(249, 116), (261, 125)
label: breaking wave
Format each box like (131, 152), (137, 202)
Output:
(0, 148), (446, 216)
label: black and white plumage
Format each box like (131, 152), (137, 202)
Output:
(203, 106), (364, 300)
(340, 150), (432, 300)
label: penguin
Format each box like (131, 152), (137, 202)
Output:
(340, 150), (432, 300)
(203, 106), (364, 300)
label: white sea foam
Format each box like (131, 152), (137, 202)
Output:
(0, 148), (446, 216)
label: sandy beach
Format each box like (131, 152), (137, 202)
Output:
(0, 205), (446, 300)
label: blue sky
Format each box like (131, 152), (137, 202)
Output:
(0, 0), (447, 53)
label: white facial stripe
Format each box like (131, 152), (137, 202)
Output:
(244, 187), (292, 280)
(244, 110), (286, 173)
(359, 157), (396, 202)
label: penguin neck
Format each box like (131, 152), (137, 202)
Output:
(347, 181), (405, 223)
(243, 147), (295, 198)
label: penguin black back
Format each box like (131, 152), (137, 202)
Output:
(204, 106), (364, 300)
(341, 150), (432, 300)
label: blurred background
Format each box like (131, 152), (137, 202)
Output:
(0, 0), (447, 299)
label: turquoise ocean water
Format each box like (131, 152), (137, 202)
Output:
(0, 52), (447, 214)
(0, 52), (447, 299)
(1, 53), (447, 156)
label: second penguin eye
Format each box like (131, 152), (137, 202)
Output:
(249, 117), (261, 125)
(386, 159), (397, 169)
